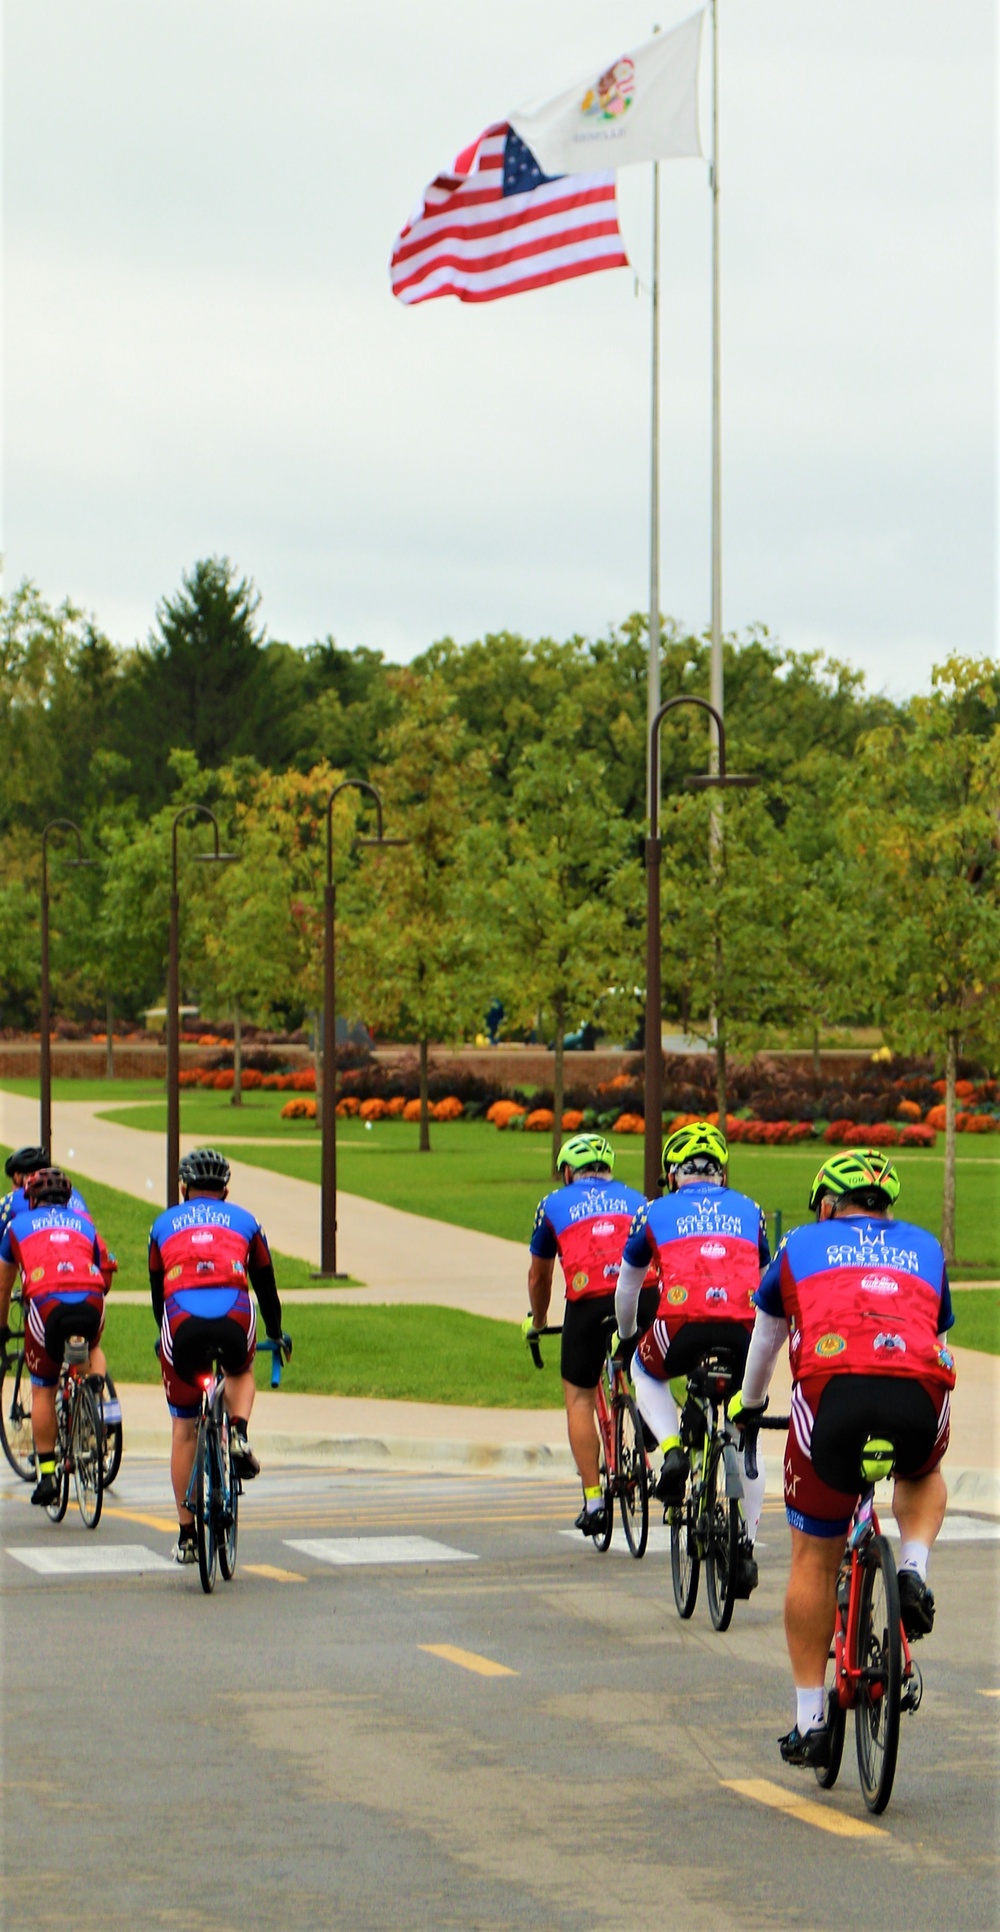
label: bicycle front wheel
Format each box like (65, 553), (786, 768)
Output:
(0, 1351), (35, 1481)
(854, 1534), (901, 1813)
(217, 1415), (239, 1582)
(670, 1492), (700, 1618)
(194, 1425), (218, 1594)
(72, 1382), (104, 1528)
(704, 1442), (739, 1632)
(615, 1396), (649, 1558)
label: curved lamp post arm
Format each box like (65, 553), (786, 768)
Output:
(318, 779), (406, 1276)
(38, 818), (98, 1156)
(166, 804), (238, 1207)
(643, 695), (759, 1197)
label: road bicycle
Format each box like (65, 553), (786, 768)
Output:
(742, 1419), (921, 1815)
(667, 1352), (762, 1631)
(44, 1333), (106, 1528)
(0, 1292), (33, 1480)
(184, 1357), (242, 1595)
(524, 1321), (649, 1556)
(0, 1294), (123, 1490)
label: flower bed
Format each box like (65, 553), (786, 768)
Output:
(280, 1096), (316, 1119)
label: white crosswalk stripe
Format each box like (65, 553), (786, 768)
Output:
(6, 1544), (173, 1575)
(285, 1535), (477, 1567)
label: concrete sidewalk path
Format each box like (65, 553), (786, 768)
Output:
(108, 1345), (998, 1509)
(0, 1090), (536, 1325)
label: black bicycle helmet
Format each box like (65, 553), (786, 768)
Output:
(178, 1147), (231, 1192)
(4, 1145), (49, 1181)
(25, 1167), (72, 1207)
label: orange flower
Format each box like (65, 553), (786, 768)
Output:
(613, 1112), (645, 1134)
(561, 1110), (584, 1131)
(524, 1108), (555, 1132)
(433, 1096), (464, 1120)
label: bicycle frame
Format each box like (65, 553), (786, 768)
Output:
(831, 1491), (919, 1713)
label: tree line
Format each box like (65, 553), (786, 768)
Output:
(1, 555), (998, 1243)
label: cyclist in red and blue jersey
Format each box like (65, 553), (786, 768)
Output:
(0, 1167), (111, 1505)
(525, 1132), (658, 1540)
(148, 1148), (290, 1564)
(1, 1145), (95, 1244)
(731, 1149), (955, 1768)
(615, 1121), (770, 1581)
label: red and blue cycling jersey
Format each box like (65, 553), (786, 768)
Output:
(530, 1176), (651, 1300)
(0, 1182), (90, 1236)
(148, 1199), (275, 1329)
(622, 1184), (769, 1328)
(754, 1216), (955, 1388)
(0, 1203), (105, 1300)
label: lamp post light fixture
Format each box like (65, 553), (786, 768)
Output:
(317, 780), (407, 1278)
(39, 819), (98, 1157)
(643, 697), (759, 1199)
(166, 806), (238, 1207)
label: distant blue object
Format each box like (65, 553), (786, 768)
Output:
(257, 1338), (283, 1388)
(485, 1000), (504, 1046)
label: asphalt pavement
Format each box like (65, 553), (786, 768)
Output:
(3, 1456), (998, 1931)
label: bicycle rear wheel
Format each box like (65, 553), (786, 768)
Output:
(0, 1351), (35, 1481)
(194, 1424), (218, 1594)
(217, 1413), (239, 1582)
(46, 1421), (70, 1524)
(72, 1382), (104, 1529)
(854, 1534), (902, 1813)
(670, 1491), (700, 1618)
(616, 1396), (649, 1558)
(704, 1442), (738, 1632)
(815, 1688), (847, 1790)
(100, 1373), (124, 1489)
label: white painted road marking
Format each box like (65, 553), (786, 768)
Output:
(885, 1515), (1000, 1544)
(285, 1536), (477, 1567)
(6, 1544), (173, 1575)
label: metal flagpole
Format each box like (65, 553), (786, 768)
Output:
(709, 0), (723, 760)
(646, 157), (661, 819)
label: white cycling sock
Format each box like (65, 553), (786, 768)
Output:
(795, 1687), (827, 1735)
(632, 1356), (679, 1445)
(741, 1463), (765, 1544)
(897, 1539), (929, 1581)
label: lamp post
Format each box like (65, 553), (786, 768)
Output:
(317, 781), (406, 1277)
(166, 806), (238, 1207)
(39, 820), (98, 1157)
(643, 697), (759, 1198)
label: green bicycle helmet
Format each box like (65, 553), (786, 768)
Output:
(661, 1119), (729, 1187)
(556, 1132), (615, 1176)
(808, 1149), (901, 1215)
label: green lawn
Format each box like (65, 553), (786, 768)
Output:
(949, 1289), (1000, 1356)
(101, 1301), (565, 1407)
(0, 1145), (361, 1295)
(3, 1077), (165, 1104)
(90, 1099), (1000, 1276)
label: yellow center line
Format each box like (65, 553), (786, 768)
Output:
(101, 1506), (177, 1533)
(977, 1689), (1000, 1697)
(243, 1563), (306, 1583)
(721, 1779), (887, 1841)
(419, 1643), (518, 1679)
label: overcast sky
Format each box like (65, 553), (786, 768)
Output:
(3, 1), (996, 698)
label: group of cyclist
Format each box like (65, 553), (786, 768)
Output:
(526, 1119), (956, 1770)
(1, 1115), (957, 1768)
(0, 1142), (290, 1563)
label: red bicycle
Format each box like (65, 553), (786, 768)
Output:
(525, 1322), (650, 1556)
(744, 1420), (921, 1814)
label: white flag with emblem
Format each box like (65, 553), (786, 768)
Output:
(510, 11), (705, 176)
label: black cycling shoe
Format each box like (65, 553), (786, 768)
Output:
(897, 1570), (935, 1640)
(778, 1724), (831, 1769)
(31, 1471), (59, 1507)
(652, 1445), (689, 1505)
(733, 1543), (758, 1599)
(574, 1503), (609, 1540)
(229, 1427), (260, 1479)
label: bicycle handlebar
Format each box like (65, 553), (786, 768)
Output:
(524, 1323), (563, 1371)
(740, 1412), (790, 1482)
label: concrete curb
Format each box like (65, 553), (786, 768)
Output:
(113, 1431), (1000, 1511)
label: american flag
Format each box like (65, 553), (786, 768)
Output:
(390, 122), (628, 306)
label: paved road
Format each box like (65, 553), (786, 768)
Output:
(3, 1460), (998, 1930)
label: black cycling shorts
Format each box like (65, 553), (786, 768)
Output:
(561, 1288), (659, 1390)
(810, 1375), (942, 1495)
(659, 1320), (751, 1384)
(172, 1316), (253, 1384)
